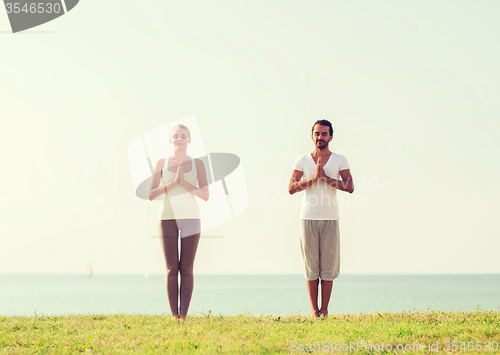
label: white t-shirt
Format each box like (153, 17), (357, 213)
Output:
(292, 152), (350, 220)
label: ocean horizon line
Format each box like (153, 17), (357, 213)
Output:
(1, 272), (499, 276)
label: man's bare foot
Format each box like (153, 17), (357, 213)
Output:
(310, 310), (320, 318)
(319, 309), (328, 318)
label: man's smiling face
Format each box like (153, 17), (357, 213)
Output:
(311, 124), (333, 149)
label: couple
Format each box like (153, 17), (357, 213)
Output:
(148, 119), (354, 320)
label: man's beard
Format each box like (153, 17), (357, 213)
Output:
(316, 140), (328, 149)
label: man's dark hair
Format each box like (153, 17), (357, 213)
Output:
(311, 119), (333, 136)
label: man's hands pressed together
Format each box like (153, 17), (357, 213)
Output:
(289, 156), (327, 195)
(289, 156), (354, 195)
(313, 156), (326, 182)
(312, 156), (354, 194)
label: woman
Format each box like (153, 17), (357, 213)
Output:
(148, 124), (209, 320)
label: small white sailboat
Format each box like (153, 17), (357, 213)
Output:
(83, 262), (92, 279)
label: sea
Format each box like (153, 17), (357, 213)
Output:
(1, 274), (499, 317)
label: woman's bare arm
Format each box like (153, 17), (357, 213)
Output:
(148, 159), (165, 201)
(178, 159), (209, 201)
(148, 159), (179, 201)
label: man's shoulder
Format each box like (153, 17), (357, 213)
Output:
(292, 153), (309, 170)
(331, 151), (348, 161)
(330, 152), (350, 170)
(330, 151), (345, 158)
(294, 153), (309, 161)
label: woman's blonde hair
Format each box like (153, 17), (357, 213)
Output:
(170, 124), (190, 137)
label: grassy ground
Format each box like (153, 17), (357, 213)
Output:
(1, 310), (499, 354)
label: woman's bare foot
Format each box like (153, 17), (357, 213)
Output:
(171, 315), (179, 320)
(178, 315), (187, 321)
(310, 310), (320, 318)
(319, 309), (328, 318)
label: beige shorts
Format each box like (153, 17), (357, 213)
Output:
(300, 220), (340, 281)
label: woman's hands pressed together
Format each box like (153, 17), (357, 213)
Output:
(176, 163), (190, 188)
(173, 163), (182, 184)
(162, 159), (209, 201)
(163, 162), (184, 194)
(173, 162), (192, 190)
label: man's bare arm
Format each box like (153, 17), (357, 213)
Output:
(289, 156), (328, 194)
(323, 169), (354, 194)
(288, 170), (316, 195)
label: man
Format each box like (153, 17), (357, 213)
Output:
(288, 119), (354, 318)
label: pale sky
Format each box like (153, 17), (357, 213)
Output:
(1, 0), (499, 275)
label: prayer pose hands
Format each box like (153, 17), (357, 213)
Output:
(174, 163), (184, 184)
(313, 157), (326, 182)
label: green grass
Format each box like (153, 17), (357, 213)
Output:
(1, 310), (499, 354)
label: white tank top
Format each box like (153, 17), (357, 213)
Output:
(158, 157), (200, 220)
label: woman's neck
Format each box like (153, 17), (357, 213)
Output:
(172, 151), (189, 161)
